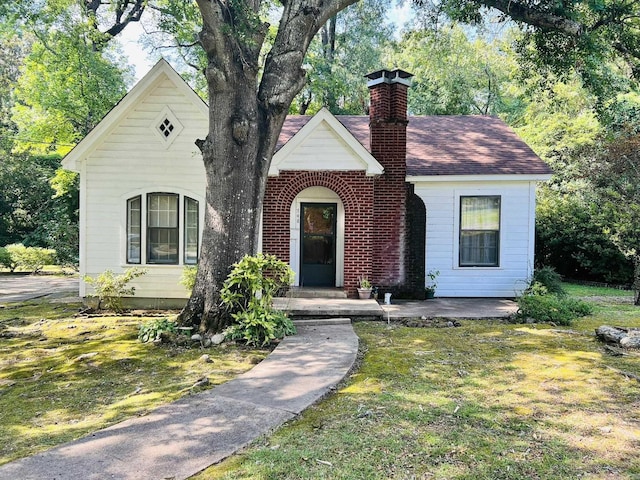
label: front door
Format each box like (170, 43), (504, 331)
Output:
(300, 203), (337, 286)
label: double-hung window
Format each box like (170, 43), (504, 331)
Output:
(459, 196), (500, 267)
(126, 193), (199, 265)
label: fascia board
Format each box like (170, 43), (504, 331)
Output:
(406, 174), (553, 183)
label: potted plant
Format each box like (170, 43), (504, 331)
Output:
(357, 276), (373, 299)
(425, 270), (440, 299)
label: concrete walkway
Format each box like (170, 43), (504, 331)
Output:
(0, 323), (358, 480)
(0, 274), (79, 303)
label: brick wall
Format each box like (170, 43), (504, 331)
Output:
(369, 79), (409, 288)
(263, 171), (375, 296)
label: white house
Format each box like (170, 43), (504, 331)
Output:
(63, 59), (552, 306)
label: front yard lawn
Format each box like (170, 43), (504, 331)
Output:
(0, 300), (268, 465)
(195, 290), (640, 479)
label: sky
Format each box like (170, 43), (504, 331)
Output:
(120, 1), (415, 82)
(120, 21), (155, 81)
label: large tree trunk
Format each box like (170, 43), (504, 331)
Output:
(178, 0), (357, 333)
(633, 254), (640, 306)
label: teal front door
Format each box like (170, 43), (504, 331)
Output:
(300, 203), (337, 287)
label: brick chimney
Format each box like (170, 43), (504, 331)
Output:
(366, 69), (413, 288)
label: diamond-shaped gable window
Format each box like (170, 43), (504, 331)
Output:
(152, 107), (183, 147)
(158, 118), (174, 138)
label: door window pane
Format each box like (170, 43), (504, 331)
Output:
(460, 196), (500, 267)
(302, 235), (335, 265)
(303, 206), (335, 235)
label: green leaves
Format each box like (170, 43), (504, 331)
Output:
(11, 32), (130, 154)
(393, 27), (516, 115)
(138, 318), (178, 343)
(220, 254), (295, 347)
(84, 267), (147, 313)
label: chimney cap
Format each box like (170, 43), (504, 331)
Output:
(365, 69), (413, 88)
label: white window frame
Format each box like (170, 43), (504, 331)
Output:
(453, 190), (503, 270)
(123, 190), (201, 266)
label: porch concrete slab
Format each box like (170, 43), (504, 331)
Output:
(274, 297), (384, 319)
(275, 297), (516, 321)
(381, 298), (518, 319)
(0, 324), (358, 480)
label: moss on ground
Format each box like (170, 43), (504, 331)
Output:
(0, 300), (268, 464)
(194, 294), (639, 480)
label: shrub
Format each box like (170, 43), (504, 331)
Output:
(84, 267), (146, 312)
(530, 266), (566, 297)
(516, 266), (592, 325)
(0, 247), (13, 271)
(224, 308), (295, 347)
(138, 318), (177, 343)
(221, 254), (295, 347)
(4, 243), (56, 273)
(516, 294), (593, 325)
(517, 283), (592, 325)
(180, 265), (197, 292)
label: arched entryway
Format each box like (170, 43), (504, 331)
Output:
(406, 191), (426, 296)
(289, 186), (345, 287)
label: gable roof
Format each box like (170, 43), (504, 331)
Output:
(278, 115), (551, 178)
(63, 58), (550, 179)
(270, 108), (383, 176)
(62, 59), (208, 171)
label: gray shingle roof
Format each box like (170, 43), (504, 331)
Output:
(277, 114), (552, 177)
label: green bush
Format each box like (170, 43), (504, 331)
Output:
(530, 266), (566, 297)
(224, 309), (295, 346)
(180, 265), (197, 292)
(4, 243), (56, 273)
(516, 292), (593, 325)
(0, 247), (13, 271)
(138, 318), (177, 343)
(221, 254), (295, 347)
(536, 192), (633, 284)
(84, 267), (147, 313)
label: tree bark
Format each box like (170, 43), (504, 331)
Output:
(178, 0), (358, 333)
(633, 255), (640, 306)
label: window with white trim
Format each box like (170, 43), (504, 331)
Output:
(126, 193), (199, 265)
(459, 196), (500, 267)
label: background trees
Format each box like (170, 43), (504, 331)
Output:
(0, 6), (131, 266)
(2, 0), (640, 315)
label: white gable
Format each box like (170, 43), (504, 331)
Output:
(62, 59), (208, 171)
(269, 108), (383, 176)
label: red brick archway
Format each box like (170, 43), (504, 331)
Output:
(263, 171), (375, 295)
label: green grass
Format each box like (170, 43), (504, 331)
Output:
(193, 287), (640, 480)
(563, 282), (633, 298)
(0, 300), (268, 465)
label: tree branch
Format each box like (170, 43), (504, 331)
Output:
(480, 0), (584, 36)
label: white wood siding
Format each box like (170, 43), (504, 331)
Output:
(275, 121), (370, 172)
(413, 180), (536, 297)
(82, 76), (207, 299)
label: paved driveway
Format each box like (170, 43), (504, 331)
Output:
(0, 274), (79, 303)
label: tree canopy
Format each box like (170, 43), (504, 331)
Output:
(4, 0), (640, 323)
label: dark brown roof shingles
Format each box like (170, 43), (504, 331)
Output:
(277, 114), (551, 177)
